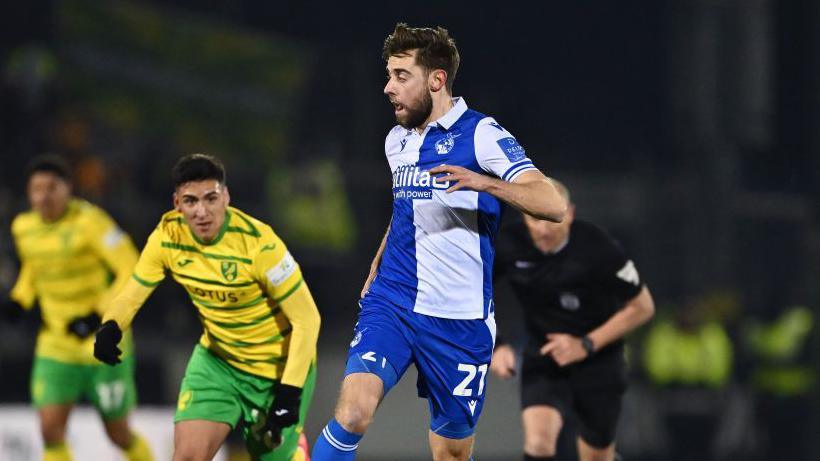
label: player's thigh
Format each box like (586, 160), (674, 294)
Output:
(174, 345), (243, 427)
(428, 431), (474, 461)
(413, 314), (495, 440)
(88, 354), (138, 421)
(344, 296), (414, 396)
(38, 404), (72, 443)
(519, 355), (571, 453)
(31, 356), (85, 409)
(173, 419), (231, 461)
(333, 372), (384, 430)
(576, 437), (616, 461)
(244, 362), (318, 461)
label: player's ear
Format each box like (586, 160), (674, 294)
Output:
(223, 185), (230, 207)
(173, 191), (180, 211)
(429, 69), (447, 93)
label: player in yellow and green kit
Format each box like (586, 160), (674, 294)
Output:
(94, 154), (321, 461)
(1, 156), (154, 461)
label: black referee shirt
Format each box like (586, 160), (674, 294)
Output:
(494, 218), (643, 354)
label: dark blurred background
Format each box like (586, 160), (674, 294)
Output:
(0, 1), (817, 460)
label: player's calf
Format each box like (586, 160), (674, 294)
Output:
(311, 374), (381, 460)
(39, 405), (71, 446)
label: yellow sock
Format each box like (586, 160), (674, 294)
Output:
(124, 432), (154, 461)
(43, 442), (72, 461)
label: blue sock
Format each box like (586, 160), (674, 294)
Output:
(311, 418), (362, 460)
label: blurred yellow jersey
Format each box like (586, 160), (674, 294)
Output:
(125, 206), (316, 380)
(10, 199), (138, 364)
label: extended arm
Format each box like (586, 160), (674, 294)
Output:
(428, 166), (567, 222)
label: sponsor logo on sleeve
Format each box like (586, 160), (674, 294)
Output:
(616, 260), (640, 285)
(103, 228), (125, 248)
(265, 251), (298, 287)
(497, 137), (526, 162)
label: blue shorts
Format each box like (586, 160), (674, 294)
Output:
(344, 294), (496, 439)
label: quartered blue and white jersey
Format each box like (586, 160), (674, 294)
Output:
(367, 97), (539, 320)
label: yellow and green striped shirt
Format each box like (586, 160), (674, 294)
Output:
(10, 199), (138, 364)
(105, 206), (321, 385)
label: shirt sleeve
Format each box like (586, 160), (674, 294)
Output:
(131, 228), (167, 288)
(102, 227), (167, 330)
(9, 219), (36, 309)
(10, 261), (36, 309)
(86, 210), (140, 313)
(474, 117), (539, 182)
(253, 233), (321, 388)
(594, 234), (643, 303)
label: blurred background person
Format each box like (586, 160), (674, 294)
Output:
(744, 304), (815, 461)
(1, 155), (153, 461)
(642, 295), (733, 461)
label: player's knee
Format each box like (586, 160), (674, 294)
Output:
(431, 441), (472, 461)
(579, 446), (614, 461)
(334, 402), (375, 434)
(524, 426), (560, 457)
(173, 440), (213, 461)
(523, 414), (561, 456)
(104, 424), (132, 449)
(40, 420), (66, 445)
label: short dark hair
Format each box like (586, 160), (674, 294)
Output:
(382, 23), (460, 94)
(26, 154), (71, 182)
(172, 154), (226, 188)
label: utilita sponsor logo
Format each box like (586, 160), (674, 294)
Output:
(392, 164), (450, 200)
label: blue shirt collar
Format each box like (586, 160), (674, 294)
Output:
(433, 97), (468, 130)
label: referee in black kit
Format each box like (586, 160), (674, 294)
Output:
(491, 180), (655, 461)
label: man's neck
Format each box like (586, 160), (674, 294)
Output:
(416, 93), (454, 133)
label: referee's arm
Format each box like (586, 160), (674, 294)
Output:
(541, 286), (655, 366)
(587, 286), (655, 353)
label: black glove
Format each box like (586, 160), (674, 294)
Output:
(1, 297), (25, 323)
(255, 383), (302, 449)
(94, 320), (123, 365)
(67, 312), (102, 339)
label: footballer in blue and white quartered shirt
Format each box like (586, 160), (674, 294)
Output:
(313, 23), (566, 461)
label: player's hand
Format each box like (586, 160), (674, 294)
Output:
(540, 333), (588, 367)
(256, 383), (302, 449)
(67, 312), (102, 339)
(94, 320), (123, 365)
(429, 164), (497, 193)
(1, 297), (25, 323)
(490, 344), (517, 379)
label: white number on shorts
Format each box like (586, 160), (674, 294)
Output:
(452, 363), (488, 397)
(97, 381), (125, 411)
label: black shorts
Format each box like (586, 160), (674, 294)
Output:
(520, 345), (628, 448)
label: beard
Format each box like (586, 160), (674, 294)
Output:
(395, 90), (433, 129)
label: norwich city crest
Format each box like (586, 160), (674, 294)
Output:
(221, 261), (237, 281)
